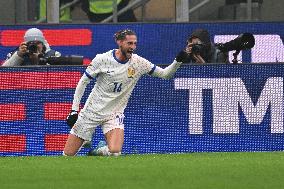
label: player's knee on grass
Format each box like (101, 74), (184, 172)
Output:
(109, 152), (121, 156)
(63, 149), (77, 156)
(63, 134), (85, 156)
(62, 151), (76, 156)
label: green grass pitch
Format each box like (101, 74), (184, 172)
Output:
(1, 152), (284, 189)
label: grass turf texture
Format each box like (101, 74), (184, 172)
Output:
(0, 152), (284, 189)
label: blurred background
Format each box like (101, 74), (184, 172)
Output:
(0, 0), (283, 25)
(0, 1), (284, 157)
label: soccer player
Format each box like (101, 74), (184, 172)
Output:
(63, 29), (186, 156)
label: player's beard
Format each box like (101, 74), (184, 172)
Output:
(121, 47), (134, 59)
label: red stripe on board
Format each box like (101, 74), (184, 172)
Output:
(0, 72), (81, 90)
(0, 104), (26, 121)
(0, 135), (26, 152)
(0, 29), (92, 46)
(44, 103), (83, 120)
(45, 134), (68, 151)
(44, 103), (72, 120)
(83, 58), (91, 65)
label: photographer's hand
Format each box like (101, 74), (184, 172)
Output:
(185, 42), (193, 54)
(186, 42), (205, 64)
(17, 42), (28, 57)
(193, 54), (205, 64)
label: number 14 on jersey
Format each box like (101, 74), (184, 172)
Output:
(113, 82), (122, 92)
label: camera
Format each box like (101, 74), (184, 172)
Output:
(217, 33), (255, 52)
(216, 33), (255, 64)
(38, 55), (84, 65)
(191, 44), (205, 54)
(27, 41), (38, 54)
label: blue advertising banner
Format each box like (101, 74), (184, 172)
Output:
(0, 63), (284, 156)
(0, 22), (283, 64)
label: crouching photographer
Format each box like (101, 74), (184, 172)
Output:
(2, 28), (61, 66)
(176, 28), (229, 64)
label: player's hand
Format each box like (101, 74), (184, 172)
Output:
(17, 42), (28, 57)
(175, 50), (189, 63)
(66, 110), (78, 129)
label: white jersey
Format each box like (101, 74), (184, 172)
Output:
(79, 49), (156, 121)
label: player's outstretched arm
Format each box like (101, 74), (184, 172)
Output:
(148, 51), (187, 79)
(150, 60), (182, 79)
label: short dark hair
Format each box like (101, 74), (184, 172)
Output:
(114, 29), (136, 41)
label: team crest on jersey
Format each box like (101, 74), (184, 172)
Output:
(127, 66), (136, 78)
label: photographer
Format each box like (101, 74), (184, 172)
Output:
(177, 28), (229, 64)
(2, 28), (61, 66)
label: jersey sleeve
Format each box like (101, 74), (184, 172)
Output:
(84, 55), (102, 79)
(71, 55), (103, 111)
(136, 56), (156, 75)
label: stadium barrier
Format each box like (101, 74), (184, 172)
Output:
(1, 63), (284, 156)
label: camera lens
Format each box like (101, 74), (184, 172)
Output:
(27, 42), (38, 54)
(191, 44), (203, 54)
